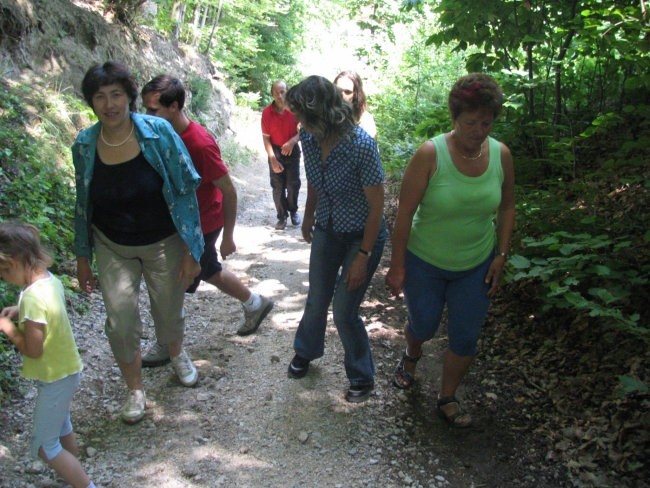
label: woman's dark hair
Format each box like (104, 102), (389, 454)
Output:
(0, 222), (53, 272)
(286, 75), (355, 141)
(333, 70), (368, 122)
(141, 75), (186, 110)
(81, 61), (139, 112)
(448, 73), (504, 120)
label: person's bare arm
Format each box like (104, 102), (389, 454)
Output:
(385, 141), (436, 296)
(345, 183), (384, 291)
(263, 134), (284, 173)
(301, 183), (318, 243)
(485, 143), (515, 297)
(214, 173), (238, 259)
(0, 318), (44, 359)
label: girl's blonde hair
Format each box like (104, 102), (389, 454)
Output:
(0, 222), (53, 271)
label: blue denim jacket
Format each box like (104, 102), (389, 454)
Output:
(72, 113), (204, 261)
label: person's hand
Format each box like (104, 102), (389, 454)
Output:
(485, 255), (507, 297)
(0, 306), (19, 319)
(280, 141), (295, 156)
(301, 215), (315, 243)
(178, 254), (201, 290)
(220, 237), (236, 260)
(77, 257), (95, 293)
(270, 155), (284, 174)
(345, 254), (368, 291)
(0, 316), (14, 335)
(385, 265), (405, 297)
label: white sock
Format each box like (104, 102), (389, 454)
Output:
(87, 482), (97, 488)
(243, 292), (261, 312)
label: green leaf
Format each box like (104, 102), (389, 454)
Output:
(509, 254), (530, 269)
(616, 375), (649, 398)
(590, 265), (612, 276)
(588, 287), (619, 304)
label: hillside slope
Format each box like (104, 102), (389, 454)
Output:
(0, 0), (231, 134)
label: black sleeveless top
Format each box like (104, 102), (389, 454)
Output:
(90, 151), (176, 246)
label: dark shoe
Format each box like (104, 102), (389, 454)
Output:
(345, 383), (374, 403)
(290, 213), (301, 226)
(287, 354), (310, 379)
(275, 218), (287, 230)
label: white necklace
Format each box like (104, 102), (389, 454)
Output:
(100, 122), (134, 147)
(451, 130), (483, 160)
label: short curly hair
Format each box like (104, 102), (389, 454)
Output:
(448, 73), (504, 120)
(81, 61), (138, 112)
(286, 75), (355, 141)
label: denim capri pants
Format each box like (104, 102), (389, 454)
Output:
(32, 372), (80, 460)
(403, 250), (493, 356)
(93, 227), (186, 363)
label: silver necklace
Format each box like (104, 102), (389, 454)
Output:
(100, 122), (134, 147)
(452, 130), (483, 160)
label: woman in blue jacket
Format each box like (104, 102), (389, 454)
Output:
(72, 62), (204, 424)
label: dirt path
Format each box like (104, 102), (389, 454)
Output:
(0, 110), (568, 488)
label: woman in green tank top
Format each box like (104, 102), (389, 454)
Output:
(385, 74), (515, 428)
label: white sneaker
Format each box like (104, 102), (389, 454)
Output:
(237, 296), (274, 336)
(142, 341), (170, 368)
(121, 389), (146, 424)
(171, 349), (198, 387)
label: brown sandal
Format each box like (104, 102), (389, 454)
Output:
(437, 396), (472, 428)
(392, 351), (422, 389)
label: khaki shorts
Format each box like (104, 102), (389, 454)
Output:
(94, 227), (186, 363)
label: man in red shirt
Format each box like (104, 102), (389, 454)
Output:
(140, 75), (274, 367)
(261, 81), (301, 230)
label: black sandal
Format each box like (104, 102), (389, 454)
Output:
(392, 351), (422, 389)
(436, 396), (472, 428)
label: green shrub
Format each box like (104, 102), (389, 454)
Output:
(0, 80), (82, 397)
(186, 75), (213, 114)
(508, 182), (650, 342)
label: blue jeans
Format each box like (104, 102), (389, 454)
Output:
(403, 250), (493, 356)
(293, 221), (386, 386)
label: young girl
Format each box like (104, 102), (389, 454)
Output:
(0, 222), (95, 488)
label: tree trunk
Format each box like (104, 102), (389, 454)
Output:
(203, 0), (224, 55)
(191, 1), (202, 47)
(170, 1), (184, 47)
(552, 0), (578, 132)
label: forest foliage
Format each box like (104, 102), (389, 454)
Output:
(0, 0), (648, 483)
(1, 0), (648, 406)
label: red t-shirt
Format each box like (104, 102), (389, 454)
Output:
(180, 121), (228, 233)
(261, 104), (298, 146)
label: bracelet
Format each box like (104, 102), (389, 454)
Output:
(497, 251), (509, 259)
(358, 248), (371, 257)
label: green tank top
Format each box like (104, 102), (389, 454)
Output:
(407, 134), (503, 271)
